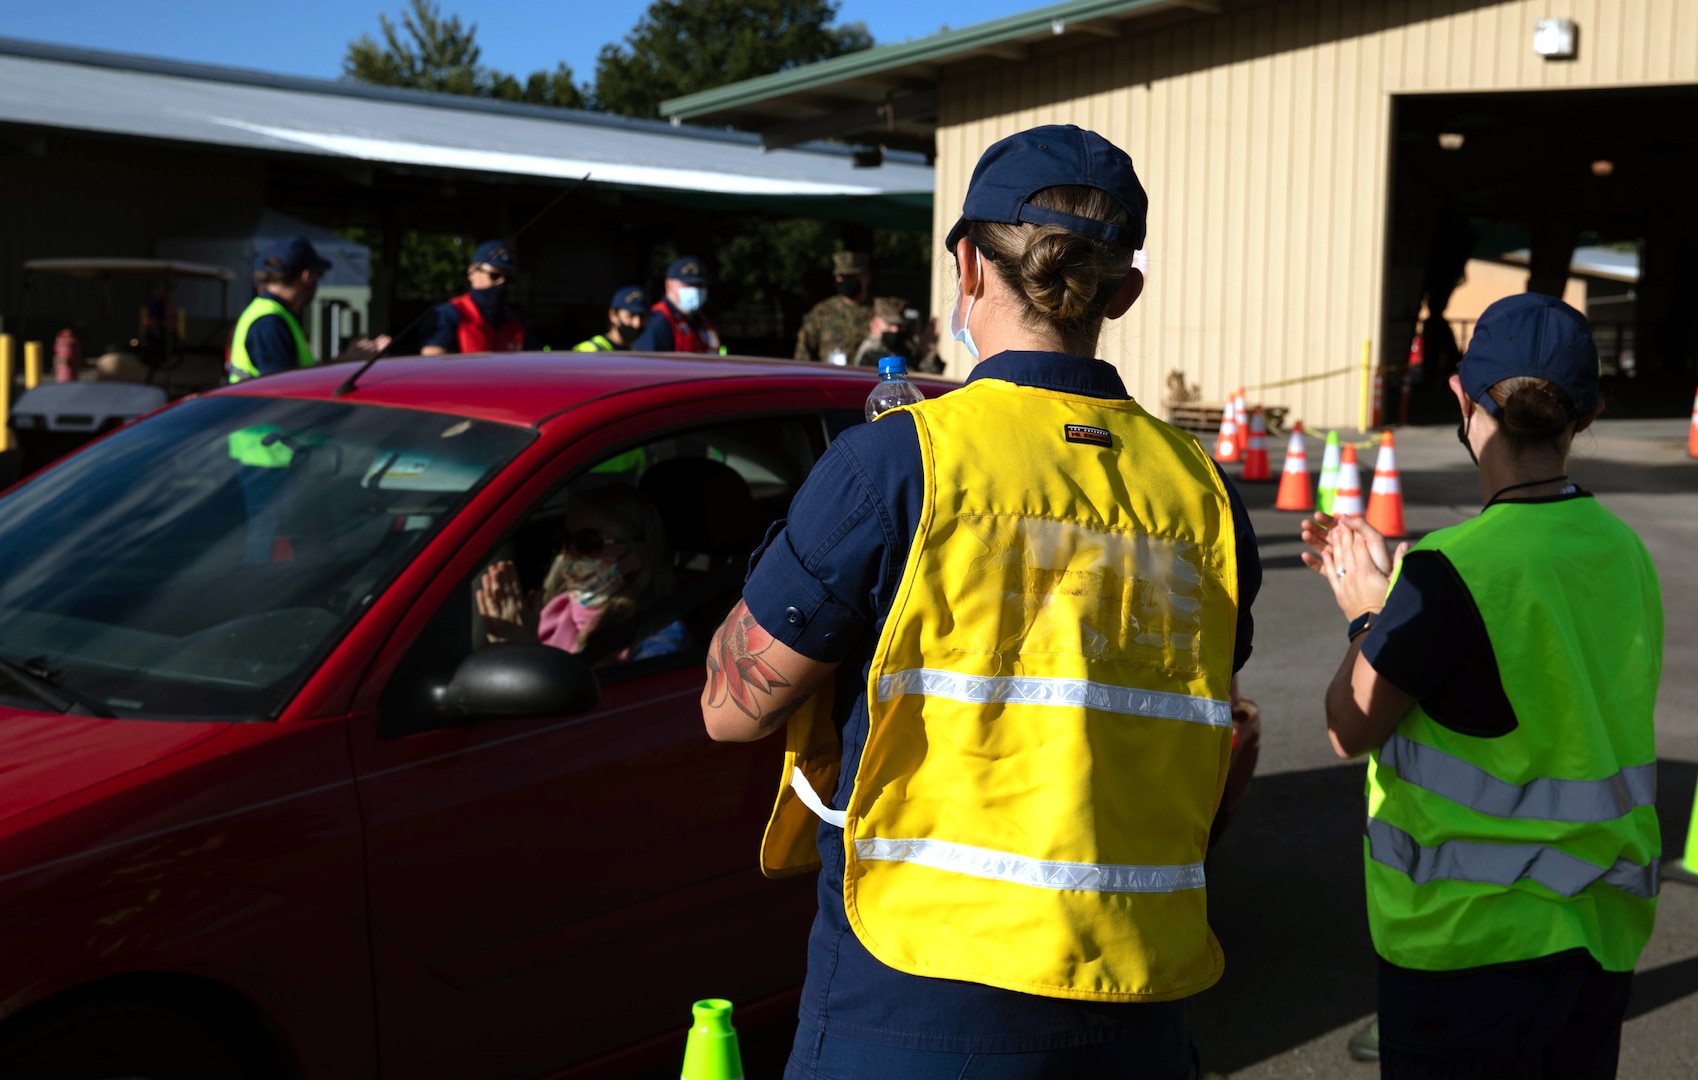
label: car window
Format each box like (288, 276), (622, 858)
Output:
(379, 414), (827, 737)
(0, 396), (532, 719)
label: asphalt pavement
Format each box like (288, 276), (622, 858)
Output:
(1189, 417), (1698, 1079)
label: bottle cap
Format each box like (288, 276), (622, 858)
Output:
(877, 355), (909, 376)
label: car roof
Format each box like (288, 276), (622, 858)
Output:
(214, 352), (927, 427)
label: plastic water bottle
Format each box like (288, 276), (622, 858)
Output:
(864, 356), (924, 422)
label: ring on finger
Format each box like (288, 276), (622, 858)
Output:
(1336, 568), (1347, 577)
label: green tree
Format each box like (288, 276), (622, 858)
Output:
(592, 0), (872, 119)
(344, 0), (585, 109)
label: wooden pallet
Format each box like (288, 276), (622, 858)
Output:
(1165, 402), (1290, 436)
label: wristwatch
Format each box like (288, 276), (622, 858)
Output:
(1347, 611), (1376, 642)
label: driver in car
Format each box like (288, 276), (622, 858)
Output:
(475, 484), (691, 666)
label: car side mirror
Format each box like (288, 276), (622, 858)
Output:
(444, 643), (600, 721)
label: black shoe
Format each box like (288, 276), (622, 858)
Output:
(1347, 1018), (1379, 1062)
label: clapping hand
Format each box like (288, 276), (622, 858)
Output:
(1299, 513), (1407, 619)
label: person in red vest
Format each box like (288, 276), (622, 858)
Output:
(419, 240), (539, 356)
(631, 255), (723, 354)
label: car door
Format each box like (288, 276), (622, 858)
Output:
(347, 394), (839, 1078)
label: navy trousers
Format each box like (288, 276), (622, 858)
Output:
(1377, 950), (1633, 1079)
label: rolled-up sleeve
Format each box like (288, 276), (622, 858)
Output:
(742, 415), (921, 664)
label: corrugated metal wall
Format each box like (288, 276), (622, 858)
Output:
(931, 0), (1698, 426)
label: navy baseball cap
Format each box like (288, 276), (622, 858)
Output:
(666, 256), (709, 284)
(944, 125), (1148, 254)
(610, 285), (648, 313)
(472, 240), (519, 274)
(1459, 293), (1599, 419)
(255, 236), (331, 275)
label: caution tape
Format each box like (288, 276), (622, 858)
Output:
(1299, 429), (1385, 450)
(1243, 365), (1358, 392)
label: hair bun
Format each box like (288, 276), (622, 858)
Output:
(1019, 230), (1098, 322)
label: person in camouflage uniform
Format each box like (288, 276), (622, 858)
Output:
(795, 251), (873, 364)
(852, 297), (945, 374)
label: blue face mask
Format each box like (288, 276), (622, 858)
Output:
(949, 247), (982, 362)
(676, 286), (706, 314)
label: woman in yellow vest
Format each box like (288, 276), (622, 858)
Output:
(702, 125), (1260, 1078)
(1301, 293), (1662, 1077)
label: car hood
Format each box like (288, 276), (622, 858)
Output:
(0, 705), (231, 824)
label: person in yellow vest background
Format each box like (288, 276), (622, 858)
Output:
(227, 237), (390, 565)
(227, 237), (389, 382)
(700, 125), (1261, 1078)
(571, 286), (649, 352)
(1300, 293), (1663, 1077)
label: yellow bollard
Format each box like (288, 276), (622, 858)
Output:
(1358, 338), (1372, 433)
(680, 999), (744, 1080)
(0, 334), (13, 452)
(23, 340), (43, 390)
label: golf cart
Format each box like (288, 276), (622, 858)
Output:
(8, 258), (236, 476)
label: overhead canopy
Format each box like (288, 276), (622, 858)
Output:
(0, 38), (934, 230)
(23, 258), (236, 280)
(660, 0), (1219, 152)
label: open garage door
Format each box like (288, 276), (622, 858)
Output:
(1382, 85), (1698, 423)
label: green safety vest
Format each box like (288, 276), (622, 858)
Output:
(1365, 497), (1664, 973)
(228, 295), (314, 383)
(572, 334), (616, 353)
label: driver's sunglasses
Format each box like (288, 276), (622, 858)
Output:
(564, 528), (640, 555)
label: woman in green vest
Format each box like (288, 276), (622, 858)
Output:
(1301, 293), (1663, 1077)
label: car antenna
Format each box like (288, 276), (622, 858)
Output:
(334, 173), (591, 398)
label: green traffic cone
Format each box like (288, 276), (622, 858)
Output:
(1317, 430), (1341, 515)
(681, 999), (744, 1080)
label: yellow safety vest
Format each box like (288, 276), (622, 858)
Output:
(228, 295), (314, 382)
(572, 334), (616, 352)
(762, 377), (1239, 1002)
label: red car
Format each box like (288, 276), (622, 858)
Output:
(0, 353), (1254, 1080)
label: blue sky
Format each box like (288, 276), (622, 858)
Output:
(4, 0), (1035, 92)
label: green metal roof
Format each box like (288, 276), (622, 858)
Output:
(661, 0), (1217, 142)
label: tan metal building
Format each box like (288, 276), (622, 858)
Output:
(667, 0), (1698, 427)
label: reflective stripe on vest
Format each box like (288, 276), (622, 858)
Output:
(228, 296), (313, 382)
(1368, 817), (1659, 900)
(1379, 733), (1656, 824)
(854, 837), (1207, 894)
(1365, 497), (1663, 973)
(760, 377), (1238, 1002)
(878, 668), (1231, 728)
(450, 293), (528, 353)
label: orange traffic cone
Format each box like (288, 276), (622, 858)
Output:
(1332, 444), (1364, 517)
(1275, 422), (1313, 511)
(1242, 409), (1271, 481)
(1234, 390), (1249, 445)
(1213, 393), (1241, 463)
(1365, 432), (1406, 537)
(1688, 387), (1697, 459)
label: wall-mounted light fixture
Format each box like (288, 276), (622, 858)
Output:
(1534, 18), (1578, 60)
(1591, 159), (1615, 177)
(1438, 132), (1466, 151)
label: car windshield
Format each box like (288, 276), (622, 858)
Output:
(0, 395), (532, 720)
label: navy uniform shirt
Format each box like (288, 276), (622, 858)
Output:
(419, 294), (540, 353)
(741, 351), (1261, 1052)
(244, 293), (308, 376)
